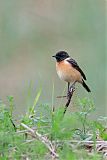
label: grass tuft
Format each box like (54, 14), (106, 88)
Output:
(0, 96), (106, 159)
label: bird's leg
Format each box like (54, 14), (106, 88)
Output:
(68, 82), (70, 92)
(67, 82), (76, 99)
(67, 82), (70, 99)
(57, 83), (70, 98)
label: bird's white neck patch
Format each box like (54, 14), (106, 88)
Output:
(64, 57), (70, 64)
(65, 57), (71, 60)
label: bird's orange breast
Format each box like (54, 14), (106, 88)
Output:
(56, 60), (82, 83)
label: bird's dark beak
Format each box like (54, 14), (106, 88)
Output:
(52, 55), (56, 58)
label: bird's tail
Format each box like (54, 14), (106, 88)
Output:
(82, 79), (91, 92)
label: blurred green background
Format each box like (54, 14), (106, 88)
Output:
(0, 0), (106, 117)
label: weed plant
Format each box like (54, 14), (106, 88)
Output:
(0, 92), (106, 159)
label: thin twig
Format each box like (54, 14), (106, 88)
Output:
(20, 123), (59, 158)
(56, 96), (67, 98)
(63, 87), (75, 115)
(52, 140), (107, 144)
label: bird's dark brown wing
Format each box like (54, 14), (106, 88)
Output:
(67, 58), (86, 80)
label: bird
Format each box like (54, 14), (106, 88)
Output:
(52, 51), (91, 97)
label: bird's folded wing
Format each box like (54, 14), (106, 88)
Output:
(67, 58), (86, 80)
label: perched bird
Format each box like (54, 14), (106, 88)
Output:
(52, 51), (91, 96)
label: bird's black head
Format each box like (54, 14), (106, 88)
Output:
(52, 51), (70, 62)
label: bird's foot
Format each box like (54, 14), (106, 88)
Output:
(69, 84), (75, 92)
(67, 85), (75, 99)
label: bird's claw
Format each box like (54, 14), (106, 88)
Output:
(67, 85), (75, 99)
(70, 85), (75, 92)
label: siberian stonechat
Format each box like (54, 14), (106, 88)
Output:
(52, 51), (91, 97)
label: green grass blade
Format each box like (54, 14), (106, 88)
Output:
(30, 88), (42, 114)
